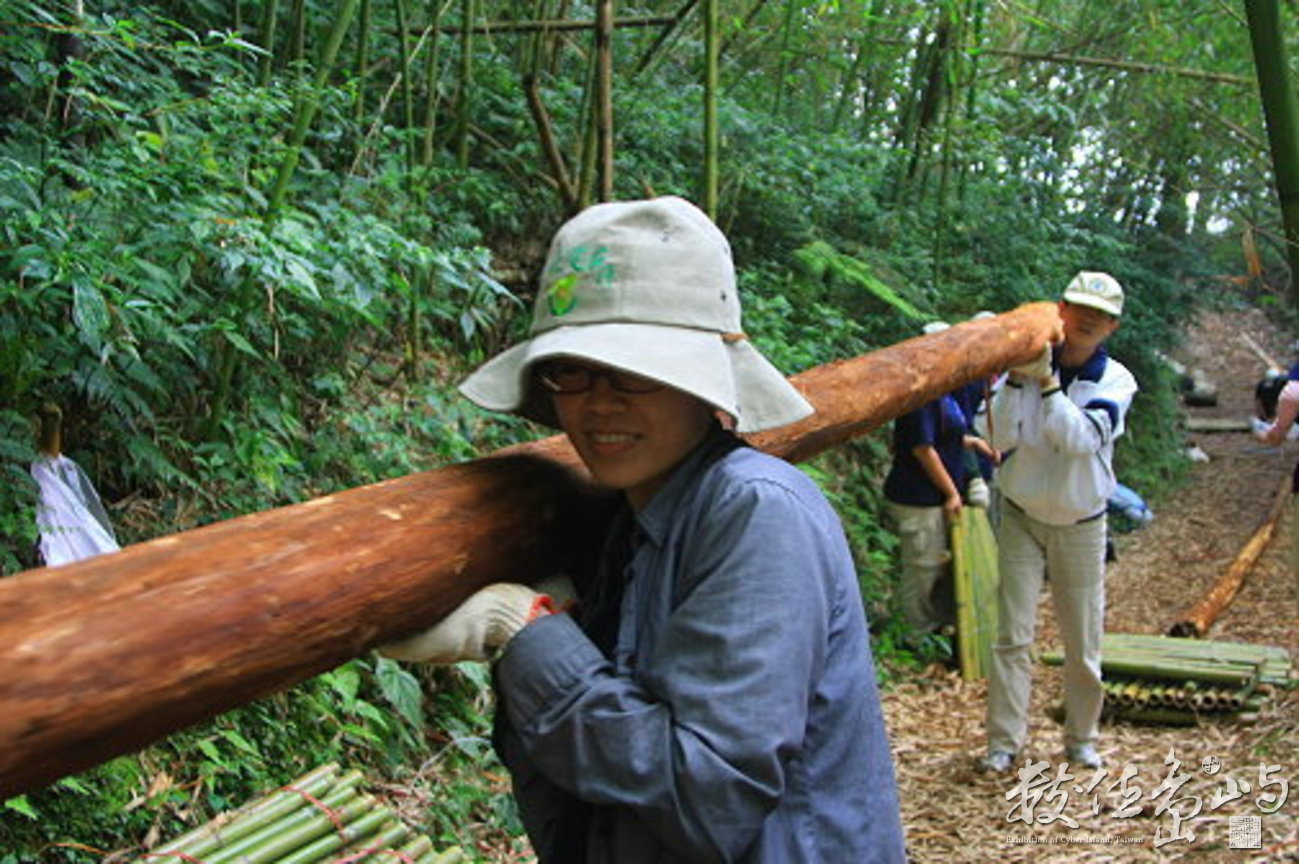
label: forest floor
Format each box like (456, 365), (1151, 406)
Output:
(886, 302), (1299, 863)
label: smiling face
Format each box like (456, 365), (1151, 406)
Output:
(547, 360), (718, 511)
(1059, 300), (1120, 364)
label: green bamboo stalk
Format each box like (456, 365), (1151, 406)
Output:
(1044, 649), (1260, 687)
(394, 0), (417, 180)
(276, 805), (394, 864)
(146, 764), (342, 859)
(1114, 657), (1264, 680)
(192, 781), (365, 862)
(352, 0), (371, 123)
(453, 0), (475, 167)
(950, 515), (976, 679)
(396, 834), (434, 860)
(1244, 0), (1299, 310)
(203, 792), (375, 864)
(1104, 634), (1290, 663)
(339, 815), (410, 854)
(1093, 640), (1279, 666)
(701, 0), (718, 217)
(266, 0), (363, 218)
(420, 0), (447, 166)
(430, 846), (467, 863)
(257, 0), (282, 85)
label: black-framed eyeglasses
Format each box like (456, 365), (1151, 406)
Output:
(536, 361), (663, 394)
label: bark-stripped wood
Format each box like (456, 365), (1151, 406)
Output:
(0, 302), (1059, 798)
(1168, 472), (1291, 638)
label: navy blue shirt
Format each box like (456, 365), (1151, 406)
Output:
(493, 428), (906, 863)
(883, 394), (969, 507)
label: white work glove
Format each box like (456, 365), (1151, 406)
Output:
(1009, 344), (1053, 380)
(379, 583), (555, 664)
(966, 476), (990, 508)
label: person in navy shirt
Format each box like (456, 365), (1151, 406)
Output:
(885, 327), (999, 638)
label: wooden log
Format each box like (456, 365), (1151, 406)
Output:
(510, 301), (1063, 465)
(0, 455), (606, 799)
(0, 302), (1060, 798)
(1168, 472), (1291, 638)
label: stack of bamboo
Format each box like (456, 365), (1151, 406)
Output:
(1043, 633), (1293, 726)
(133, 764), (460, 864)
(950, 506), (1000, 681)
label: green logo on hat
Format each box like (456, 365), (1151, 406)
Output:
(545, 244), (615, 316)
(548, 273), (579, 316)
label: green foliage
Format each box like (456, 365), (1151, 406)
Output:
(0, 656), (513, 860)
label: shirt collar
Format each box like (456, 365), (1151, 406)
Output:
(634, 424), (741, 547)
(1059, 344), (1108, 389)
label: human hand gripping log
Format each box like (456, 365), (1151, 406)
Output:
(380, 575), (576, 664)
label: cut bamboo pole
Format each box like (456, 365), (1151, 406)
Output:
(278, 806), (392, 861)
(203, 793), (377, 864)
(949, 506), (999, 681)
(140, 765), (443, 864)
(0, 303), (1061, 798)
(1168, 472), (1291, 637)
(142, 772), (366, 862)
(147, 763), (342, 857)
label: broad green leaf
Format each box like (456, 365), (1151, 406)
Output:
(375, 656), (425, 729)
(220, 327), (259, 358)
(3, 796), (37, 820)
(72, 278), (111, 343)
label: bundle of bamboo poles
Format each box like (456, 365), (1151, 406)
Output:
(132, 763), (460, 864)
(1042, 633), (1293, 726)
(950, 506), (1000, 681)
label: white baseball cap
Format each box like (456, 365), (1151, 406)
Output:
(460, 197), (813, 433)
(1062, 271), (1125, 317)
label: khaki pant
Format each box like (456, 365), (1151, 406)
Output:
(888, 502), (952, 634)
(986, 504), (1106, 754)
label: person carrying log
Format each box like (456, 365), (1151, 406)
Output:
(381, 197), (906, 863)
(1252, 358), (1299, 593)
(978, 271), (1138, 774)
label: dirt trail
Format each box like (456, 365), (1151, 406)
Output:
(885, 304), (1299, 862)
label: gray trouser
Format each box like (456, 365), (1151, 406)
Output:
(986, 503), (1106, 754)
(888, 502), (951, 634)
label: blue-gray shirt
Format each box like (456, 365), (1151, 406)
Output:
(494, 429), (906, 862)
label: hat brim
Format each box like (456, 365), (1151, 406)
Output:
(1061, 290), (1122, 318)
(459, 323), (813, 434)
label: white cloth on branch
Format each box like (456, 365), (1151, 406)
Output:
(31, 454), (120, 566)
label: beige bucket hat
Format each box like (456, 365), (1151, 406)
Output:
(459, 196), (813, 433)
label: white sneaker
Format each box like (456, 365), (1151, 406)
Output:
(979, 750), (1015, 773)
(1065, 743), (1102, 769)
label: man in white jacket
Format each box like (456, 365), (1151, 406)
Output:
(979, 272), (1138, 773)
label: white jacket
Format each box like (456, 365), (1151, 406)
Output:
(986, 349), (1138, 526)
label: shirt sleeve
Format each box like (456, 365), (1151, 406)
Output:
(987, 382), (1025, 452)
(1259, 381), (1299, 446)
(494, 478), (832, 862)
(1041, 364), (1138, 455)
(896, 402), (939, 447)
